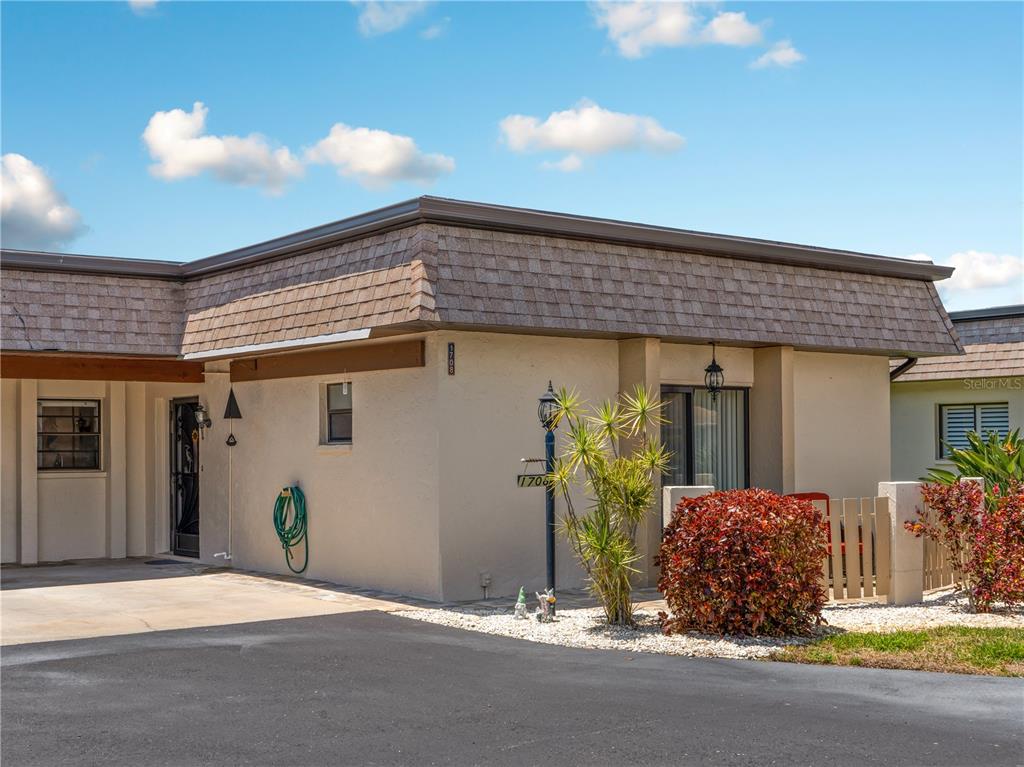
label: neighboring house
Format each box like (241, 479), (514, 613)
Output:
(891, 304), (1024, 482)
(0, 197), (960, 600)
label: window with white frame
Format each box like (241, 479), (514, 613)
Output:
(37, 399), (101, 470)
(325, 383), (353, 444)
(938, 402), (1010, 458)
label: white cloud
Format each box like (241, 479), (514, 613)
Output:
(541, 154), (584, 173)
(501, 100), (683, 169)
(420, 17), (450, 40)
(0, 153), (85, 251)
(142, 102), (304, 193)
(305, 123), (454, 187)
(593, 1), (699, 58)
(353, 1), (429, 36)
(592, 2), (764, 58)
(701, 11), (762, 46)
(751, 40), (805, 69)
(128, 0), (157, 14)
(938, 250), (1024, 293)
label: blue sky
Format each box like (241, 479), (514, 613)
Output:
(2, 1), (1021, 311)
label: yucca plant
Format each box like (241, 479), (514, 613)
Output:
(925, 429), (1023, 508)
(547, 385), (669, 626)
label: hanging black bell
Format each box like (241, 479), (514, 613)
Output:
(224, 388), (242, 420)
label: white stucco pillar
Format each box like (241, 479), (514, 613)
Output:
(878, 481), (924, 605)
(151, 396), (170, 555)
(106, 381), (127, 559)
(125, 382), (147, 556)
(18, 379), (38, 565)
(662, 485), (715, 527)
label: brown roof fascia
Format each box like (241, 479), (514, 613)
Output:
(1, 196), (955, 282)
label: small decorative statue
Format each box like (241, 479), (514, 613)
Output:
(513, 587), (528, 620)
(535, 588), (556, 622)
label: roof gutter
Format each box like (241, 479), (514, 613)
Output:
(180, 328), (373, 361)
(890, 357), (919, 381)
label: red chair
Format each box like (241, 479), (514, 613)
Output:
(786, 492), (860, 557)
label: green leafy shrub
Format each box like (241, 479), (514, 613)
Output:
(925, 429), (1023, 507)
(657, 489), (828, 637)
(548, 385), (668, 626)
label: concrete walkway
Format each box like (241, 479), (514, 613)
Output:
(1, 558), (412, 645)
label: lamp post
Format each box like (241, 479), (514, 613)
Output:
(537, 381), (559, 596)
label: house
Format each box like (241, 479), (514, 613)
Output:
(891, 304), (1023, 482)
(1, 197), (961, 600)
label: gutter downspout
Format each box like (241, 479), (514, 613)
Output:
(890, 357), (918, 381)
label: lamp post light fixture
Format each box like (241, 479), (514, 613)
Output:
(537, 381), (559, 601)
(704, 342), (725, 402)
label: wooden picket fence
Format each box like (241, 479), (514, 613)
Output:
(812, 497), (891, 601)
(920, 499), (960, 591)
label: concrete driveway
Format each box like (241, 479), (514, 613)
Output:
(1, 558), (409, 645)
(3, 610), (1021, 766)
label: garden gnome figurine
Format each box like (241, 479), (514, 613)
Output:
(535, 588), (556, 622)
(514, 587), (528, 620)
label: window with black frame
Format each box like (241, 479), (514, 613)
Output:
(325, 383), (353, 444)
(37, 399), (101, 470)
(660, 386), (748, 490)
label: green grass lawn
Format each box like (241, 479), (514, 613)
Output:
(772, 627), (1024, 676)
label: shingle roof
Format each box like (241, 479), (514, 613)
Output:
(892, 307), (1024, 381)
(1, 269), (184, 355)
(1, 198), (962, 359)
(181, 227), (433, 356)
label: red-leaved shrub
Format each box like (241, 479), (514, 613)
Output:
(657, 489), (828, 637)
(911, 481), (1024, 612)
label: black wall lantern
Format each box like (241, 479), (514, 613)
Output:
(224, 388), (242, 446)
(704, 342), (725, 402)
(537, 381), (559, 432)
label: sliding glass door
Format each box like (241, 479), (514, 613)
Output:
(660, 386), (749, 490)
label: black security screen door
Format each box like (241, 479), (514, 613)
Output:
(170, 399), (200, 558)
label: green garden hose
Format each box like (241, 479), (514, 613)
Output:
(273, 486), (308, 574)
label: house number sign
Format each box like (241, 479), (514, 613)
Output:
(517, 457), (546, 487)
(517, 474), (546, 488)
(448, 342), (455, 375)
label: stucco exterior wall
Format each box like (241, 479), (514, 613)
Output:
(793, 352), (891, 498)
(223, 335), (441, 599)
(891, 378), (1024, 482)
(661, 343), (753, 386)
(434, 331), (620, 601)
(1, 333), (898, 598)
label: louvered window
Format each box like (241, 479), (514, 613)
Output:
(939, 403), (1010, 458)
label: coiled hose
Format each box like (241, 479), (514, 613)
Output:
(273, 486), (308, 574)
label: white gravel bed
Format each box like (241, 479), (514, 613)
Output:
(395, 589), (1024, 660)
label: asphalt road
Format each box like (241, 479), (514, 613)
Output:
(2, 611), (1021, 766)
